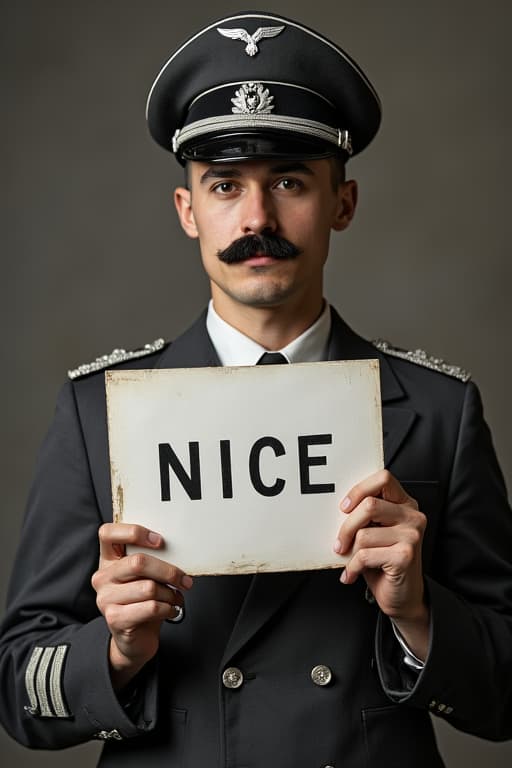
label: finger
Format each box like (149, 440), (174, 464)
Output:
(335, 524), (401, 556)
(98, 523), (163, 562)
(104, 599), (179, 631)
(341, 541), (416, 585)
(96, 579), (184, 611)
(336, 497), (417, 553)
(92, 552), (193, 592)
(340, 470), (414, 514)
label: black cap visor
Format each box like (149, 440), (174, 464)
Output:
(179, 130), (345, 164)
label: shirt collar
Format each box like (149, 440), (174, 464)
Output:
(206, 300), (331, 366)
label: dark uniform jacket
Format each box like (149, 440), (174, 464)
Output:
(1, 308), (511, 768)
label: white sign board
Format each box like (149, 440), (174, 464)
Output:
(106, 361), (383, 575)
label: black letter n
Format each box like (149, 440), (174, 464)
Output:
(159, 442), (202, 501)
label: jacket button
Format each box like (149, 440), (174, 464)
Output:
(222, 666), (244, 689)
(311, 664), (332, 686)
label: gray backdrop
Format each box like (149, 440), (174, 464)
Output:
(2, 0), (510, 765)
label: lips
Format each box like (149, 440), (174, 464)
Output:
(243, 254), (278, 266)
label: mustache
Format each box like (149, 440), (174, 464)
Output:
(217, 234), (301, 264)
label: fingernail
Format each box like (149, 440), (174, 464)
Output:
(333, 539), (342, 553)
(340, 569), (347, 584)
(147, 531), (161, 545)
(181, 575), (193, 589)
(341, 497), (351, 511)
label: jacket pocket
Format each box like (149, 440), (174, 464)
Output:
(362, 704), (445, 767)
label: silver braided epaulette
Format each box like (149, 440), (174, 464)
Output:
(372, 339), (471, 383)
(68, 338), (166, 380)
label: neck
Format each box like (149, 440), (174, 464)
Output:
(210, 293), (325, 350)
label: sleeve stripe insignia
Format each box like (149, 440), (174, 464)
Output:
(68, 338), (165, 380)
(24, 644), (71, 718)
(372, 339), (471, 382)
(24, 645), (43, 715)
(49, 645), (71, 718)
(36, 647), (55, 717)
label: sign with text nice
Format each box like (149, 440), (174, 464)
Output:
(106, 361), (383, 575)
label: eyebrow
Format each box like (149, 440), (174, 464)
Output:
(199, 162), (315, 184)
(199, 167), (242, 184)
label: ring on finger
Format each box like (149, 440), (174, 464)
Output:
(166, 603), (185, 624)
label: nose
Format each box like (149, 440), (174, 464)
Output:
(240, 187), (277, 236)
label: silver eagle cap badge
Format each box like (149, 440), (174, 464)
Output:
(231, 82), (274, 115)
(217, 25), (285, 56)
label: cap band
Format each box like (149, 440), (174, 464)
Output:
(173, 114), (352, 155)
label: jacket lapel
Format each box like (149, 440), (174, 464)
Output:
(220, 570), (309, 668)
(156, 310), (221, 369)
(327, 309), (416, 466)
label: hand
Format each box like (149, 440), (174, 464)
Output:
(334, 470), (429, 659)
(91, 523), (193, 689)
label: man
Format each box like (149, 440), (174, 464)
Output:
(0, 10), (511, 767)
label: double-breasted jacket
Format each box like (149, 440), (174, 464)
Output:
(1, 308), (511, 767)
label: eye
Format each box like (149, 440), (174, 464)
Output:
(274, 177), (303, 191)
(212, 181), (238, 195)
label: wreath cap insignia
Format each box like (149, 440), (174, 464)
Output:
(231, 82), (274, 115)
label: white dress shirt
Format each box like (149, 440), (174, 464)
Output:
(206, 299), (331, 365)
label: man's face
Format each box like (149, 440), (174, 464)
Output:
(174, 157), (357, 321)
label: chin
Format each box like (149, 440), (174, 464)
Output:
(227, 282), (297, 308)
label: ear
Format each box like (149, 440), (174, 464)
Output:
(174, 187), (199, 239)
(332, 179), (358, 232)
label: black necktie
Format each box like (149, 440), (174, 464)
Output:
(257, 352), (288, 365)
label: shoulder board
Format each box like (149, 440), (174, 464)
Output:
(68, 338), (166, 380)
(372, 339), (471, 382)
